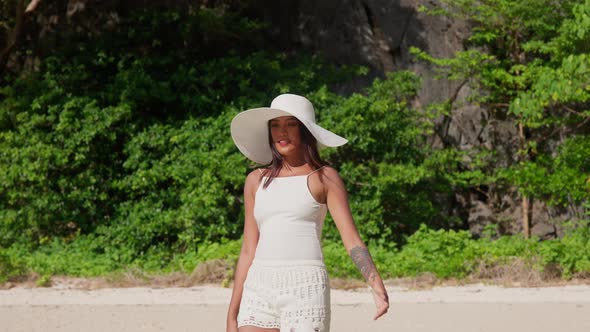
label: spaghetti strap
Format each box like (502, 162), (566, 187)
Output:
(258, 168), (264, 175)
(306, 165), (326, 177)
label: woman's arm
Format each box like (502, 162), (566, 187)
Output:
(226, 170), (261, 332)
(322, 167), (389, 320)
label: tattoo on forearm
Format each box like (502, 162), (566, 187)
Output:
(349, 245), (377, 283)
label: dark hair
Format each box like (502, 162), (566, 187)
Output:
(260, 118), (326, 189)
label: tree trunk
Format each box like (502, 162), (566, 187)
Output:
(0, 0), (42, 76)
(518, 121), (531, 239)
(521, 195), (530, 239)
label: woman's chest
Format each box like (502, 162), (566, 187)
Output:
(253, 177), (326, 222)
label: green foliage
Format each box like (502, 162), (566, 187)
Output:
(325, 224), (590, 280)
(1, 1), (588, 285)
(314, 72), (462, 243)
(410, 47), (496, 84)
(0, 90), (132, 247)
(538, 222), (590, 279)
(419, 0), (578, 46)
(418, 0), (590, 123)
(496, 135), (590, 208)
(0, 5), (361, 253)
(414, 0), (590, 223)
(392, 224), (477, 278)
(3, 225), (589, 283)
(0, 248), (26, 283)
(510, 53), (590, 127)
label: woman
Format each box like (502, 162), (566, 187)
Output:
(226, 94), (389, 331)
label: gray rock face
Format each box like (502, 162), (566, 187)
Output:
(290, 0), (468, 101)
(271, 0), (580, 238)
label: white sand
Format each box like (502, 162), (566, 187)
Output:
(1, 283), (589, 331)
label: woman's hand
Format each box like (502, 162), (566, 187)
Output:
(371, 287), (389, 320)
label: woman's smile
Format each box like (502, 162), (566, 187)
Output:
(270, 116), (302, 156)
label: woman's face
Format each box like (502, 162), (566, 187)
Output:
(269, 116), (303, 157)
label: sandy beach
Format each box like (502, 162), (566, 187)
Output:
(1, 283), (589, 332)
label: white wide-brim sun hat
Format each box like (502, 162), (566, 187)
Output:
(230, 93), (348, 164)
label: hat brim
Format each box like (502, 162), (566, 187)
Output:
(230, 107), (348, 164)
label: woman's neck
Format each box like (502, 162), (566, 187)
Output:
(281, 154), (307, 170)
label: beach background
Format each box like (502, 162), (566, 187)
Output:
(1, 2), (589, 331)
(2, 282), (590, 332)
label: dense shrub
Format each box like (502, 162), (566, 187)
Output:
(3, 224), (589, 283)
(0, 2), (588, 283)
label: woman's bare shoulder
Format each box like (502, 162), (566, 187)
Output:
(318, 165), (345, 189)
(246, 168), (265, 181)
(319, 165), (338, 175)
(319, 165), (342, 179)
(244, 168), (264, 192)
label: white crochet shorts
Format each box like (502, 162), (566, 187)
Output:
(237, 259), (331, 331)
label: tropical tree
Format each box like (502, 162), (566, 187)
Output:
(412, 0), (590, 237)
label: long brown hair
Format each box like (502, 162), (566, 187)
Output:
(260, 119), (326, 189)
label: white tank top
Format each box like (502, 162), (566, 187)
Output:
(253, 166), (328, 262)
